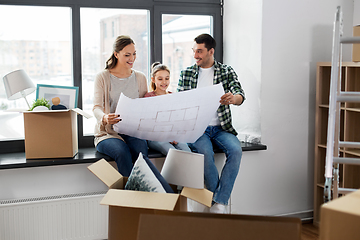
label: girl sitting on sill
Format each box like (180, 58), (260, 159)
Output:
(144, 62), (191, 155)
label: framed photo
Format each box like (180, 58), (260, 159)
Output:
(36, 84), (79, 109)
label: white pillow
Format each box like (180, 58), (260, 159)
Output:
(125, 153), (166, 193)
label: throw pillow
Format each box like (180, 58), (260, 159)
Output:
(125, 152), (166, 193)
(143, 155), (174, 193)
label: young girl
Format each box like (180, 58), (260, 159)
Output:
(144, 62), (192, 155)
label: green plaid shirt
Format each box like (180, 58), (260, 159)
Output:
(177, 60), (245, 136)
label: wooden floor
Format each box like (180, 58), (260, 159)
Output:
(301, 223), (319, 240)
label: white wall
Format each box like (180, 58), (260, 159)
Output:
(354, 0), (360, 25)
(0, 163), (108, 200)
(224, 0), (354, 215)
(224, 0), (262, 142)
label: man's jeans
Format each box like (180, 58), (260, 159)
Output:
(189, 126), (242, 205)
(96, 134), (148, 177)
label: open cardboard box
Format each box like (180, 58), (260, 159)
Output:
(23, 108), (91, 159)
(88, 159), (213, 240)
(320, 189), (360, 240)
(137, 210), (302, 240)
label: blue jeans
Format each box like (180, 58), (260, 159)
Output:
(189, 126), (242, 205)
(147, 140), (191, 155)
(96, 134), (148, 177)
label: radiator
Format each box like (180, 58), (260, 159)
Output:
(0, 191), (108, 240)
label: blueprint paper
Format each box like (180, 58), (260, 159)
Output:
(113, 83), (224, 143)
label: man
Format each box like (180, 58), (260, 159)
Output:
(178, 33), (245, 213)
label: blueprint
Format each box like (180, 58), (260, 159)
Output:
(113, 83), (224, 143)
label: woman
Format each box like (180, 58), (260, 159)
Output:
(93, 35), (148, 176)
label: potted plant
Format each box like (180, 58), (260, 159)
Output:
(30, 98), (50, 111)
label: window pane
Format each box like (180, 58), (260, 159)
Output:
(0, 5), (72, 141)
(162, 14), (212, 92)
(81, 8), (150, 136)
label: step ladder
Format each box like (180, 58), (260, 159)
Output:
(324, 6), (360, 203)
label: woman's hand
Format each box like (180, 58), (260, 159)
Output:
(170, 141), (178, 145)
(102, 113), (122, 125)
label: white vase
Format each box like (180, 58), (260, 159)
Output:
(32, 106), (50, 111)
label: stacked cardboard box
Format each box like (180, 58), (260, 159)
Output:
(320, 189), (360, 240)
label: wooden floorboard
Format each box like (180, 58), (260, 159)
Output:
(301, 223), (319, 240)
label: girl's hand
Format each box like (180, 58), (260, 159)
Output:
(170, 141), (178, 145)
(103, 113), (122, 125)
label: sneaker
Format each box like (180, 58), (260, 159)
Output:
(209, 203), (227, 214)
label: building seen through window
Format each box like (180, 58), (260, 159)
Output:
(0, 5), (71, 141)
(162, 14), (212, 92)
(80, 8), (150, 135)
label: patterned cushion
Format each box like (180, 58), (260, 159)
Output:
(143, 155), (174, 193)
(125, 153), (166, 193)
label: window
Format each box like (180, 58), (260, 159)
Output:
(162, 14), (212, 92)
(0, 5), (72, 141)
(103, 23), (107, 38)
(0, 0), (222, 153)
(80, 8), (150, 136)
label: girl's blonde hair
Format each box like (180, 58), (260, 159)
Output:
(105, 35), (134, 70)
(150, 62), (170, 91)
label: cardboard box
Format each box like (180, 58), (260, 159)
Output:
(137, 211), (302, 240)
(320, 189), (360, 240)
(353, 26), (360, 62)
(23, 108), (89, 159)
(88, 159), (213, 240)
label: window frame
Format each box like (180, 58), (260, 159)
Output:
(153, 4), (223, 63)
(0, 0), (222, 154)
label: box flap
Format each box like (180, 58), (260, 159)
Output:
(71, 108), (93, 119)
(87, 159), (123, 188)
(100, 189), (180, 210)
(181, 187), (213, 207)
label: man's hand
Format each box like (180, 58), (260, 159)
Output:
(220, 92), (243, 105)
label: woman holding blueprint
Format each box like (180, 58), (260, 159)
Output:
(93, 35), (148, 176)
(144, 62), (192, 155)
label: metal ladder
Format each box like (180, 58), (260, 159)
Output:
(324, 6), (360, 203)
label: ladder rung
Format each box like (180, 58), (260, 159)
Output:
(337, 92), (360, 102)
(338, 188), (358, 194)
(340, 36), (360, 44)
(339, 141), (360, 148)
(333, 157), (360, 165)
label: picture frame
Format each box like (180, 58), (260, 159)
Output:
(36, 84), (79, 109)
